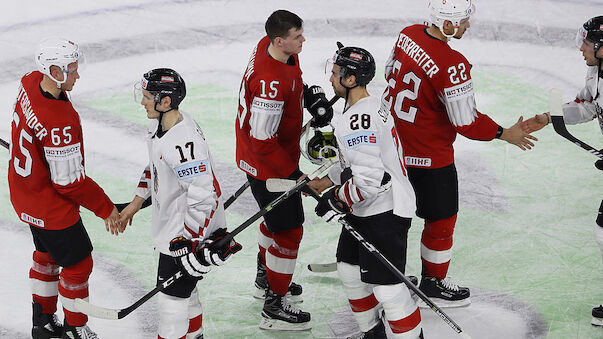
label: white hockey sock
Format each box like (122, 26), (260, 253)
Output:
(373, 284), (422, 338)
(337, 262), (381, 332)
(158, 292), (189, 339)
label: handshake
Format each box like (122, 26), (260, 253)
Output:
(169, 228), (243, 278)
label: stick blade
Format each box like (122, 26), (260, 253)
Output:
(548, 88), (563, 117)
(74, 298), (119, 320)
(266, 178), (296, 192)
(307, 262), (337, 272)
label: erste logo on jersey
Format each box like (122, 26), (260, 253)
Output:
(174, 159), (208, 180)
(343, 131), (378, 149)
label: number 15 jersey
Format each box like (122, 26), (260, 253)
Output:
(381, 24), (499, 169)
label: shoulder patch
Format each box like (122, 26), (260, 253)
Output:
(173, 159), (209, 180)
(343, 131), (379, 149)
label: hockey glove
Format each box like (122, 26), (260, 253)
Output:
(169, 237), (211, 278)
(596, 150), (603, 171)
(315, 186), (352, 223)
(304, 84), (333, 128)
(203, 228), (243, 266)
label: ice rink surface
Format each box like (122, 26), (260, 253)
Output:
(0, 0), (602, 338)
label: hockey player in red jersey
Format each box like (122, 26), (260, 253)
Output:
(119, 68), (242, 339)
(8, 37), (122, 339)
(309, 44), (423, 339)
(235, 9), (333, 331)
(524, 16), (603, 326)
(381, 0), (537, 308)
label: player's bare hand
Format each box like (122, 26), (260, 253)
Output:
(119, 196), (145, 227)
(523, 113), (549, 133)
(501, 116), (538, 150)
(307, 176), (334, 195)
(104, 206), (122, 236)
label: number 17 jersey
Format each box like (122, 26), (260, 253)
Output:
(381, 24), (499, 170)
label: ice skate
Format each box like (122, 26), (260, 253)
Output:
(254, 253), (303, 303)
(259, 290), (311, 331)
(62, 320), (99, 339)
(418, 276), (470, 308)
(32, 303), (63, 339)
(592, 305), (603, 326)
(348, 321), (387, 339)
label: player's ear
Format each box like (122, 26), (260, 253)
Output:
(161, 95), (172, 108)
(49, 65), (64, 82)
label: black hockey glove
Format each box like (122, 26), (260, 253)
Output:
(304, 84), (333, 128)
(169, 236), (211, 278)
(315, 186), (352, 223)
(596, 150), (603, 171)
(203, 228), (243, 266)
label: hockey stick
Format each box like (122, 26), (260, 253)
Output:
(549, 88), (603, 160)
(307, 262), (337, 273)
(74, 160), (334, 320)
(0, 138), (8, 150)
(338, 218), (471, 339)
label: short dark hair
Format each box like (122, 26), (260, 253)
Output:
(265, 10), (303, 41)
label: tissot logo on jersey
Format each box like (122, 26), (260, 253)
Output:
(44, 143), (82, 160)
(174, 160), (208, 180)
(444, 80), (474, 102)
(344, 131), (378, 149)
(251, 97), (285, 114)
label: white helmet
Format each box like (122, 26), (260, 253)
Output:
(429, 0), (475, 38)
(35, 37), (82, 85)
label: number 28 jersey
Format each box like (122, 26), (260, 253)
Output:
(381, 24), (499, 169)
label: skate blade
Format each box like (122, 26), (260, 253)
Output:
(253, 287), (303, 303)
(591, 317), (603, 326)
(259, 317), (311, 331)
(417, 297), (471, 309)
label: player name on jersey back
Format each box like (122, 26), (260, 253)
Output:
(396, 32), (439, 78)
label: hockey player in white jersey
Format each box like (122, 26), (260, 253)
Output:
(308, 45), (423, 338)
(524, 16), (603, 327)
(119, 68), (242, 339)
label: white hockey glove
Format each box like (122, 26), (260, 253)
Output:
(314, 186), (352, 223)
(169, 237), (211, 278)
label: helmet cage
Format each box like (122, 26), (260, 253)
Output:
(301, 126), (338, 165)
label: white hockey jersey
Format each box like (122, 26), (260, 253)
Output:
(562, 65), (603, 135)
(327, 95), (416, 218)
(135, 112), (225, 255)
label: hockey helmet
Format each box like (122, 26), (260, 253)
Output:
(429, 0), (475, 37)
(577, 16), (603, 56)
(301, 124), (338, 165)
(35, 37), (83, 85)
(332, 44), (376, 87)
(140, 68), (186, 109)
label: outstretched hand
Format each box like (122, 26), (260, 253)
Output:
(523, 113), (550, 133)
(118, 196), (146, 228)
(500, 116), (538, 150)
(104, 206), (123, 236)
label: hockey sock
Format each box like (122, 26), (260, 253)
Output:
(373, 284), (422, 338)
(187, 288), (203, 337)
(30, 251), (59, 314)
(337, 262), (381, 332)
(257, 221), (273, 264)
(59, 255), (92, 326)
(266, 227), (302, 295)
(420, 214), (457, 279)
(158, 292), (189, 339)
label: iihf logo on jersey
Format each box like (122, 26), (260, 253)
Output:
(343, 131), (378, 149)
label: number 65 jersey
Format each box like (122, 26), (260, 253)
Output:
(381, 24), (500, 170)
(328, 95), (416, 218)
(135, 113), (225, 255)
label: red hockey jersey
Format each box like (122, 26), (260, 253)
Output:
(235, 36), (304, 180)
(381, 24), (499, 169)
(8, 71), (114, 230)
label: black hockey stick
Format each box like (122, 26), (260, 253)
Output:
(549, 88), (603, 160)
(338, 218), (471, 339)
(0, 138), (8, 150)
(74, 160), (334, 320)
